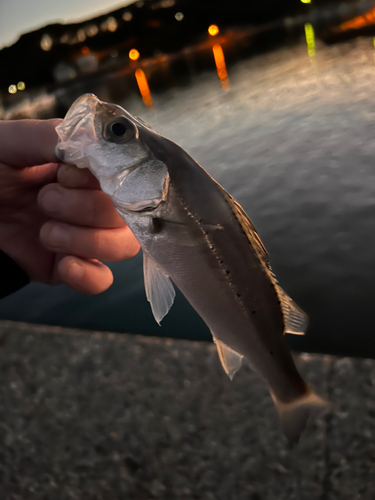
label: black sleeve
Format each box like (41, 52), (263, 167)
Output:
(0, 251), (30, 300)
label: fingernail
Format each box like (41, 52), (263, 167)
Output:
(66, 260), (84, 281)
(48, 224), (69, 247)
(40, 189), (62, 215)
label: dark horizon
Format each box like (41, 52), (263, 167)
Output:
(1, 0), (374, 105)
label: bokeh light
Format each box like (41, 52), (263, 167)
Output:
(17, 81), (26, 91)
(129, 48), (140, 61)
(8, 84), (17, 94)
(86, 25), (98, 37)
(122, 12), (133, 21)
(107, 17), (118, 33)
(40, 33), (53, 51)
(208, 25), (219, 36)
(175, 12), (184, 21)
(77, 29), (86, 42)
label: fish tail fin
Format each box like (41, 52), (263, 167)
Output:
(270, 388), (330, 445)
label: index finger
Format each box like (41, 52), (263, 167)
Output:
(0, 119), (62, 168)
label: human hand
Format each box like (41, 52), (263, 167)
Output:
(0, 119), (140, 294)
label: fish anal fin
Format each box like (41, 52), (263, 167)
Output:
(212, 336), (243, 380)
(275, 286), (308, 336)
(143, 251), (175, 325)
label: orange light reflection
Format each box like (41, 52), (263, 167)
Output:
(336, 6), (375, 32)
(135, 68), (153, 107)
(212, 43), (229, 90)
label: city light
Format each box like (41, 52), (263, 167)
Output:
(301, 0), (311, 4)
(107, 17), (118, 32)
(40, 33), (53, 51)
(212, 43), (229, 90)
(135, 68), (153, 107)
(17, 81), (26, 91)
(86, 24), (98, 37)
(122, 12), (133, 21)
(151, 0), (175, 8)
(8, 84), (17, 94)
(304, 23), (316, 57)
(77, 29), (86, 42)
(175, 12), (184, 21)
(81, 46), (90, 55)
(208, 25), (219, 36)
(129, 48), (140, 61)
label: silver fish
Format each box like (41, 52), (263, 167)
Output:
(56, 94), (328, 444)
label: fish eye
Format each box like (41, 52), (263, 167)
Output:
(104, 118), (133, 142)
(111, 121), (127, 137)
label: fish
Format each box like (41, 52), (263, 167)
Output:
(55, 94), (328, 444)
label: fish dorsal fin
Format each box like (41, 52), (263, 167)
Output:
(212, 335), (243, 380)
(275, 286), (308, 335)
(143, 251), (176, 325)
(220, 189), (308, 336)
(221, 192), (271, 274)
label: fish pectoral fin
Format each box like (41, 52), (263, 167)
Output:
(276, 286), (308, 336)
(143, 251), (176, 325)
(151, 218), (195, 246)
(212, 335), (243, 380)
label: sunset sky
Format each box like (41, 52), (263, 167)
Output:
(0, 0), (134, 49)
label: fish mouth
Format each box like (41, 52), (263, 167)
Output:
(55, 94), (99, 163)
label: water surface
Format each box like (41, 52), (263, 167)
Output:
(2, 38), (375, 357)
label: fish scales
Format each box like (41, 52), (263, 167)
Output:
(55, 94), (329, 444)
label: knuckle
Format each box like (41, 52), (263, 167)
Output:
(91, 229), (104, 257)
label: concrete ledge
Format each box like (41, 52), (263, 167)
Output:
(0, 320), (374, 499)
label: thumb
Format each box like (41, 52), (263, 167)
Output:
(0, 119), (62, 168)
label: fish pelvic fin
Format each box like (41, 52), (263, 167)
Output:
(143, 251), (175, 325)
(270, 389), (330, 446)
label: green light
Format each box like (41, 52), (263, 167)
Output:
(304, 23), (316, 57)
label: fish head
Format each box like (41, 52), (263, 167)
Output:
(56, 94), (156, 197)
